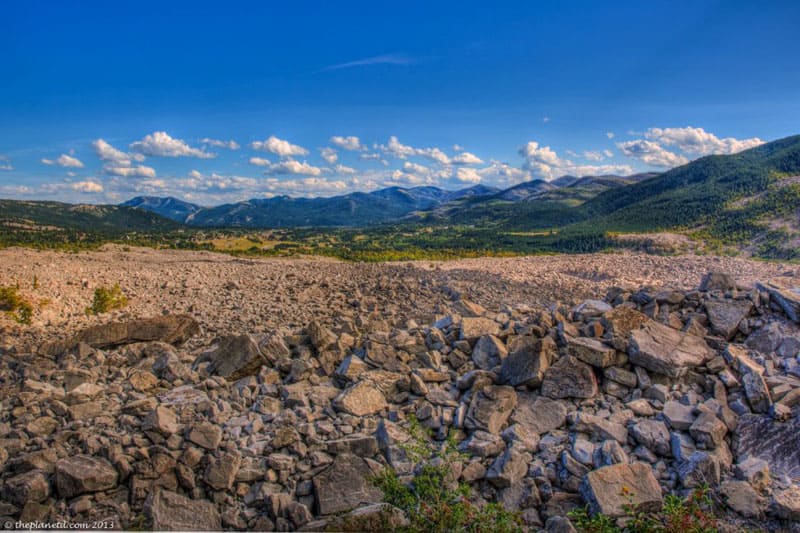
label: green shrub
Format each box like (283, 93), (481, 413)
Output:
(371, 416), (523, 533)
(87, 283), (129, 315)
(569, 485), (718, 533)
(0, 285), (34, 324)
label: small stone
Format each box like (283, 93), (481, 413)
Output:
(188, 422), (223, 450)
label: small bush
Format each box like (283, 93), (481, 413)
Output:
(0, 285), (34, 324)
(371, 416), (523, 533)
(87, 283), (129, 315)
(569, 485), (718, 533)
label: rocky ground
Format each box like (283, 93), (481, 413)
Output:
(1, 247), (800, 531)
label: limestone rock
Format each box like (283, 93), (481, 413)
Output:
(757, 280), (800, 323)
(500, 336), (556, 387)
(628, 320), (713, 377)
(55, 455), (118, 498)
(541, 356), (598, 399)
(567, 337), (621, 368)
(705, 299), (753, 340)
(472, 334), (508, 370)
(145, 489), (221, 531)
(580, 463), (662, 518)
(42, 314), (199, 355)
(466, 385), (517, 434)
(194, 333), (289, 380)
(333, 381), (388, 416)
(734, 414), (800, 479)
(313, 453), (382, 515)
(460, 317), (501, 341)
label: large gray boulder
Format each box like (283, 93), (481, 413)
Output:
(193, 333), (289, 380)
(580, 463), (662, 518)
(313, 453), (382, 515)
(333, 381), (388, 416)
(757, 280), (800, 323)
(734, 414), (800, 479)
(628, 320), (713, 377)
(500, 336), (556, 387)
(41, 314), (200, 355)
(541, 356), (598, 399)
(145, 489), (221, 531)
(465, 385), (517, 434)
(704, 299), (753, 339)
(55, 455), (118, 498)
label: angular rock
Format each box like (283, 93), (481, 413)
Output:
(145, 489), (221, 531)
(662, 401), (696, 431)
(631, 419), (671, 456)
(689, 412), (727, 449)
(194, 333), (289, 380)
(204, 452), (241, 491)
(700, 272), (737, 292)
(772, 485), (800, 520)
(601, 306), (648, 350)
(572, 300), (612, 322)
(500, 336), (556, 387)
(42, 314), (199, 355)
(487, 448), (530, 488)
(55, 455), (118, 498)
(757, 280), (800, 323)
(567, 337), (620, 368)
(580, 463), (662, 518)
(142, 405), (179, 436)
(734, 414), (800, 479)
(2, 470), (50, 507)
(628, 320), (713, 378)
(541, 356), (598, 399)
(705, 299), (753, 340)
(188, 422), (223, 450)
(677, 451), (721, 488)
(472, 334), (508, 370)
(465, 385), (517, 434)
(511, 394), (567, 435)
(333, 381), (388, 416)
(573, 413), (627, 444)
(460, 317), (501, 341)
(720, 480), (764, 518)
(313, 453), (382, 515)
(742, 372), (772, 413)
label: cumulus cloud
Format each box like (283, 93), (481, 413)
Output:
(320, 147), (338, 164)
(377, 136), (452, 164)
(42, 154), (85, 168)
(606, 132), (615, 139)
(453, 144), (464, 152)
(644, 126), (764, 156)
(617, 140), (689, 168)
(451, 152), (483, 165)
(250, 136), (309, 157)
(0, 156), (12, 171)
(519, 141), (633, 180)
(130, 131), (215, 158)
(263, 159), (323, 176)
(249, 157), (272, 167)
(330, 136), (364, 151)
(92, 139), (145, 166)
(201, 138), (240, 150)
(70, 180), (104, 193)
(103, 164), (157, 178)
(455, 167), (482, 184)
(333, 164), (357, 175)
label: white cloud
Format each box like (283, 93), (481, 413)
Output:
(333, 164), (357, 175)
(250, 136), (309, 157)
(321, 54), (413, 72)
(70, 180), (103, 193)
(0, 156), (12, 171)
(520, 141), (633, 179)
(455, 167), (482, 184)
(201, 138), (240, 150)
(583, 150), (606, 162)
(402, 161), (429, 174)
(103, 164), (157, 178)
(263, 159), (323, 176)
(617, 139), (689, 168)
(543, 116), (550, 124)
(377, 136), (452, 164)
(268, 177), (349, 194)
(606, 132), (615, 139)
(453, 144), (464, 152)
(92, 139), (145, 166)
(451, 151), (483, 165)
(42, 154), (85, 168)
(644, 126), (764, 156)
(330, 136), (364, 151)
(320, 147), (338, 164)
(249, 157), (272, 167)
(130, 131), (215, 158)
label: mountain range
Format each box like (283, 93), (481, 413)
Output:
(2, 135), (799, 257)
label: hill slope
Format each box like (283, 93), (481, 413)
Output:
(122, 196), (202, 222)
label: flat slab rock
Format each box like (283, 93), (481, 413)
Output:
(313, 453), (382, 515)
(757, 280), (800, 323)
(580, 463), (662, 518)
(734, 414), (800, 479)
(628, 320), (713, 377)
(145, 489), (221, 531)
(41, 314), (199, 356)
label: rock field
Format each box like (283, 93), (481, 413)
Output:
(1, 246), (800, 530)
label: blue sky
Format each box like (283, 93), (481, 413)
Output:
(1, 0), (798, 204)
